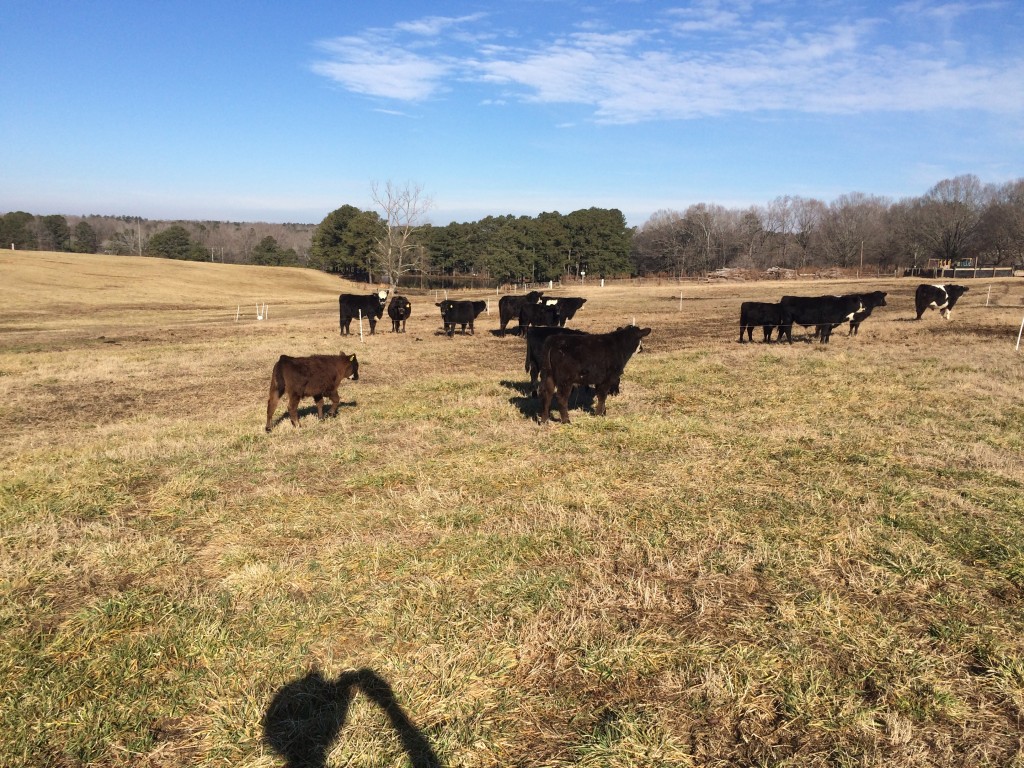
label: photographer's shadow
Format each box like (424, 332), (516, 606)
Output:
(263, 667), (442, 768)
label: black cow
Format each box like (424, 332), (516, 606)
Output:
(387, 295), (412, 333)
(915, 284), (969, 320)
(437, 299), (487, 336)
(524, 326), (588, 398)
(778, 294), (863, 344)
(518, 302), (560, 333)
(539, 325), (651, 424)
(739, 301), (781, 343)
(543, 297), (587, 326)
(498, 291), (544, 336)
(339, 290), (388, 336)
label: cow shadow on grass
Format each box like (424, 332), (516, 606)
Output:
(267, 401), (357, 431)
(263, 667), (443, 768)
(501, 380), (595, 420)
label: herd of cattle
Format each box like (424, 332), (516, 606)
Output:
(740, 283), (969, 343)
(265, 282), (971, 430)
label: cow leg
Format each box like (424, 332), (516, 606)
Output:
(329, 389), (341, 418)
(556, 389), (571, 423)
(266, 390), (280, 432)
(288, 394), (302, 427)
(539, 378), (555, 424)
(595, 389), (608, 416)
(313, 396), (325, 420)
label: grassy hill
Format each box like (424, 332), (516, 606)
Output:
(2, 252), (1024, 767)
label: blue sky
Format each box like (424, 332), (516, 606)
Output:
(2, 1), (1022, 227)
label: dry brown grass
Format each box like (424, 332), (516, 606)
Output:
(3, 252), (1024, 767)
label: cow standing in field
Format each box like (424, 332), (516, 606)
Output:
(847, 290), (888, 335)
(915, 284), (969, 320)
(813, 291), (889, 339)
(266, 352), (359, 432)
(498, 291), (544, 336)
(437, 299), (488, 336)
(739, 301), (782, 343)
(544, 297), (587, 327)
(518, 302), (560, 334)
(339, 291), (388, 335)
(524, 326), (588, 398)
(387, 295), (412, 333)
(539, 325), (651, 424)
(778, 294), (864, 344)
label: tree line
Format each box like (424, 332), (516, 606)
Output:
(3, 174), (1021, 284)
(633, 175), (1024, 278)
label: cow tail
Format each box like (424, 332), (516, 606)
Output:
(271, 357), (286, 397)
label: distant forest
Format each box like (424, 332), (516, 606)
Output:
(3, 174), (1022, 286)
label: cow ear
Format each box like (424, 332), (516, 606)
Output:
(640, 328), (652, 337)
(349, 354), (356, 362)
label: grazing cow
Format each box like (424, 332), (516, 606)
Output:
(739, 301), (782, 343)
(436, 299), (487, 336)
(387, 295), (412, 333)
(545, 296), (587, 326)
(265, 352), (359, 432)
(339, 290), (388, 335)
(498, 291), (544, 335)
(518, 302), (560, 333)
(778, 294), (864, 344)
(915, 284), (969, 320)
(524, 326), (588, 397)
(539, 325), (651, 424)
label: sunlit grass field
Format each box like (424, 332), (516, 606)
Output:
(2, 251), (1023, 767)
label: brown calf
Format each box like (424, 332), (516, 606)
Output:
(266, 352), (359, 432)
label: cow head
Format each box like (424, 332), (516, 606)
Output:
(377, 290), (389, 308)
(342, 352), (359, 381)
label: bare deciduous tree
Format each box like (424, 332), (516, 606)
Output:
(370, 181), (432, 288)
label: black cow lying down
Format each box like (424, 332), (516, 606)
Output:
(539, 325), (651, 424)
(266, 352), (359, 432)
(739, 301), (781, 343)
(915, 284), (968, 320)
(437, 299), (487, 336)
(778, 294), (863, 343)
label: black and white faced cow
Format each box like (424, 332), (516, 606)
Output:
(915, 284), (969, 320)
(544, 297), (587, 327)
(339, 290), (388, 335)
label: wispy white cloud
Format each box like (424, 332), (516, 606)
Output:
(310, 6), (1024, 121)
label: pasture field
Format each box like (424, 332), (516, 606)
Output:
(2, 251), (1024, 767)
